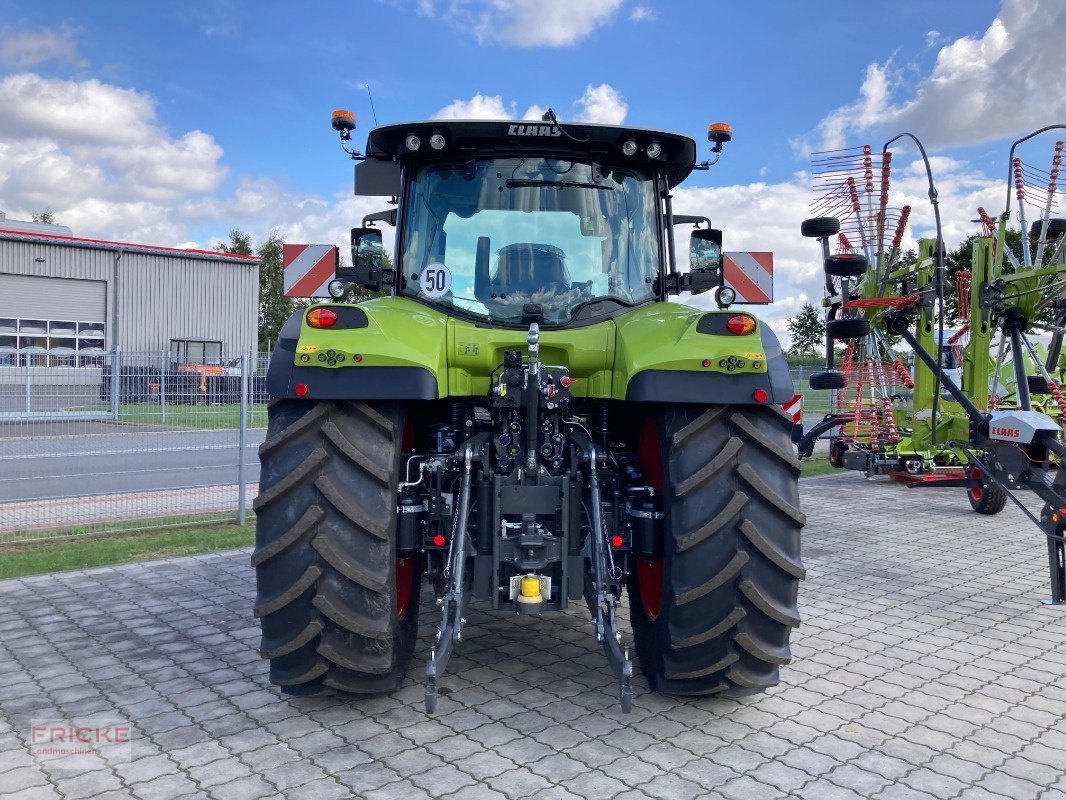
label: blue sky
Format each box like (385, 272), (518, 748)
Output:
(0, 0), (1061, 337)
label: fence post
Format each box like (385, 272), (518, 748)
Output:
(238, 353), (250, 525)
(109, 345), (122, 419)
(24, 360), (31, 414)
(159, 351), (167, 424)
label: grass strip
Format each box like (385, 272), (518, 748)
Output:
(0, 522), (254, 580)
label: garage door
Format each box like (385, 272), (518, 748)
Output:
(0, 274), (106, 321)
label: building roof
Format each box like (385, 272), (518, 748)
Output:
(0, 227), (261, 265)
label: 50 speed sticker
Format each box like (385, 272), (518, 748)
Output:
(419, 263), (452, 299)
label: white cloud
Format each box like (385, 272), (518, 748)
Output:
(813, 0), (1066, 150)
(433, 85), (625, 123)
(629, 5), (656, 21)
(0, 23), (83, 68)
(439, 0), (623, 47)
(434, 93), (514, 120)
(0, 73), (227, 242)
(0, 74), (158, 145)
(573, 83), (627, 124)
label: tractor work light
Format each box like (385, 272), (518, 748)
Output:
(429, 133), (446, 150)
(404, 133), (422, 151)
(645, 140), (662, 159)
(725, 314), (756, 335)
(328, 279), (347, 299)
(715, 286), (736, 309)
(621, 138), (638, 157)
(306, 307), (339, 328)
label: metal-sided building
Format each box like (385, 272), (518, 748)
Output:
(0, 214), (260, 367)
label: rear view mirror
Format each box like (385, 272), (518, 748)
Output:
(690, 229), (722, 272)
(688, 228), (723, 295)
(339, 227), (387, 290)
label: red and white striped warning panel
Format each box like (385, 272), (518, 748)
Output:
(782, 393), (803, 424)
(283, 244), (339, 298)
(723, 251), (773, 304)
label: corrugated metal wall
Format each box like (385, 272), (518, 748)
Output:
(0, 238), (259, 355)
(117, 250), (258, 355)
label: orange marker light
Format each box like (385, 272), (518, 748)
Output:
(307, 307), (338, 328)
(726, 314), (756, 335)
(708, 122), (733, 143)
(331, 109), (356, 132)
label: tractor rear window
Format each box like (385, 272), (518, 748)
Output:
(400, 158), (660, 325)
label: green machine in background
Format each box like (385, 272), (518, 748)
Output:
(798, 126), (1066, 603)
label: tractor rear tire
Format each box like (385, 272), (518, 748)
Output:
(252, 399), (420, 696)
(629, 404), (806, 696)
(967, 465), (1007, 515)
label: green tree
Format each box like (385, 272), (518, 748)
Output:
(217, 229), (294, 351)
(786, 302), (825, 359)
(32, 209), (56, 224)
(254, 233), (294, 350)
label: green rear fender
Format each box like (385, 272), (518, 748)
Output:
(615, 304), (794, 404)
(267, 297), (448, 399)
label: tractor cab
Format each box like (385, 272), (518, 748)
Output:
(334, 117), (734, 326)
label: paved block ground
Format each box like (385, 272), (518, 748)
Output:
(1, 473), (1065, 799)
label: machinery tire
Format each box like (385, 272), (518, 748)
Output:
(824, 254), (868, 277)
(1030, 219), (1066, 240)
(629, 404), (806, 696)
(801, 217), (840, 238)
(828, 440), (847, 469)
(827, 317), (871, 340)
(252, 399), (420, 696)
(809, 371), (847, 390)
(967, 465), (1007, 515)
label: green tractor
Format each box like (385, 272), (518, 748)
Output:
(252, 110), (804, 712)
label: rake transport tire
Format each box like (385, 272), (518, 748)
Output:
(629, 404), (806, 696)
(967, 465), (1007, 515)
(252, 399), (420, 696)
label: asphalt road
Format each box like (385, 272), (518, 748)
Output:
(0, 428), (265, 503)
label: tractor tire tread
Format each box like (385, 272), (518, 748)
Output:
(253, 399), (418, 697)
(676, 492), (748, 552)
(252, 448), (329, 511)
(250, 505), (325, 567)
(629, 404), (804, 697)
(675, 552), (749, 605)
(254, 564), (322, 618)
(259, 618), (324, 660)
(673, 438), (742, 498)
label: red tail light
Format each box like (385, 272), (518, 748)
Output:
(307, 307), (338, 328)
(726, 314), (756, 335)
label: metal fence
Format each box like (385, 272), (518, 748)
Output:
(0, 349), (267, 544)
(0, 358), (831, 544)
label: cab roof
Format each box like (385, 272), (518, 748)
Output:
(364, 119), (699, 188)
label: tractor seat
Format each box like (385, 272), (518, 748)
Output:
(492, 243), (569, 295)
